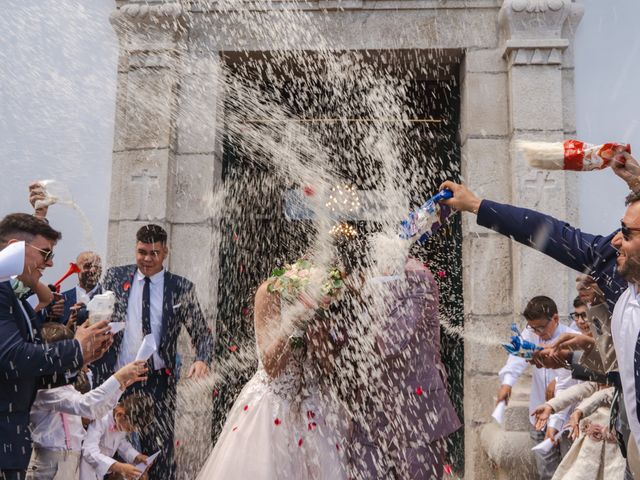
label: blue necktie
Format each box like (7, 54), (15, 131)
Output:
(635, 330), (640, 425)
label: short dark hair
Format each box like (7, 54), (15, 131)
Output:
(121, 393), (153, 431)
(0, 213), (61, 247)
(523, 295), (558, 321)
(573, 296), (587, 309)
(136, 224), (167, 246)
(40, 322), (74, 343)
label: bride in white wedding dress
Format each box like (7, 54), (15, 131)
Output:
(196, 259), (348, 479)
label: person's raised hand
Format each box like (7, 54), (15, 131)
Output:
(496, 384), (512, 405)
(109, 461), (142, 480)
(438, 181), (482, 214)
(545, 426), (560, 445)
(568, 410), (583, 440)
(74, 320), (112, 364)
(114, 360), (148, 390)
(28, 181), (48, 219)
(611, 151), (640, 191)
(553, 332), (595, 354)
(47, 292), (65, 320)
(186, 360), (209, 380)
(529, 348), (570, 369)
(531, 404), (554, 431)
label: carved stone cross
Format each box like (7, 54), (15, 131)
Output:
(131, 169), (160, 219)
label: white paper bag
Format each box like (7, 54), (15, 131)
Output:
(108, 322), (126, 334)
(135, 334), (157, 362)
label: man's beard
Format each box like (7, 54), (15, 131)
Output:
(617, 251), (640, 283)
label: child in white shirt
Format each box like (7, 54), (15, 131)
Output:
(80, 393), (153, 480)
(26, 322), (148, 480)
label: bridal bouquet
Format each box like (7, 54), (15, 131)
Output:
(267, 258), (345, 309)
(267, 259), (345, 348)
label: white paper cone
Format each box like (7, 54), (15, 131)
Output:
(532, 438), (554, 453)
(134, 450), (161, 479)
(108, 322), (125, 334)
(491, 400), (507, 425)
(0, 241), (24, 282)
(135, 334), (157, 362)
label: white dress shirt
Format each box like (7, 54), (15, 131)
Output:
(29, 376), (123, 452)
(79, 411), (140, 480)
(611, 283), (640, 450)
(499, 323), (579, 431)
(76, 284), (100, 304)
(116, 268), (165, 370)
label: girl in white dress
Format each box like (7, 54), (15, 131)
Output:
(196, 259), (348, 479)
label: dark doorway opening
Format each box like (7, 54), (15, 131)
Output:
(212, 49), (465, 469)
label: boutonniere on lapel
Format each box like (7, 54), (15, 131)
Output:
(123, 281), (131, 292)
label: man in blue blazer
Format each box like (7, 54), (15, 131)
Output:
(439, 178), (628, 308)
(0, 213), (112, 479)
(92, 224), (214, 480)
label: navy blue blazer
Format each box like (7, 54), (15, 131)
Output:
(91, 265), (214, 386)
(0, 281), (83, 470)
(477, 199), (625, 307)
(57, 285), (103, 325)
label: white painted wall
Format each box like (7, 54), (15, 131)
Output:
(0, 0), (638, 287)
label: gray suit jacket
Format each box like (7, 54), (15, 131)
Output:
(351, 259), (461, 449)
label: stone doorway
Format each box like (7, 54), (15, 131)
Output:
(212, 49), (466, 467)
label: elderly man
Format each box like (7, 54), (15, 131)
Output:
(0, 213), (111, 480)
(50, 251), (103, 325)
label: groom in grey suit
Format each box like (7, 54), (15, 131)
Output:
(348, 258), (461, 479)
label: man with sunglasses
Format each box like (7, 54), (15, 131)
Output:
(496, 296), (579, 480)
(0, 213), (113, 480)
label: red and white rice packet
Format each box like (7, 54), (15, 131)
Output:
(518, 139), (631, 171)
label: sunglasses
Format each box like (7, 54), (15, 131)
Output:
(621, 220), (640, 241)
(27, 243), (55, 262)
(569, 311), (588, 321)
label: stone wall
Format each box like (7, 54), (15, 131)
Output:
(107, 1), (583, 477)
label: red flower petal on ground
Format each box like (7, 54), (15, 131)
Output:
(243, 405), (249, 411)
(228, 345), (238, 353)
(232, 426), (238, 432)
(241, 307), (250, 316)
(335, 443), (340, 451)
(274, 418), (281, 425)
(307, 410), (315, 419)
(165, 368), (172, 376)
(232, 232), (239, 242)
(175, 440), (180, 447)
(444, 464), (452, 475)
(303, 185), (316, 197)
(123, 281), (131, 292)
(308, 422), (317, 430)
(415, 386), (424, 396)
(212, 389), (219, 398)
(298, 438), (304, 447)
(437, 270), (446, 278)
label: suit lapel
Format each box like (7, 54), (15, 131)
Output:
(160, 270), (172, 349)
(112, 266), (137, 352)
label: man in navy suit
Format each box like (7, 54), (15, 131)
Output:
(0, 213), (112, 480)
(48, 251), (103, 325)
(92, 224), (214, 480)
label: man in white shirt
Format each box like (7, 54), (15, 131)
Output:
(496, 295), (578, 480)
(91, 224), (214, 480)
(610, 190), (640, 477)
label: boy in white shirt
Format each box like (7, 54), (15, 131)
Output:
(26, 322), (148, 480)
(80, 393), (153, 480)
(495, 296), (579, 480)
